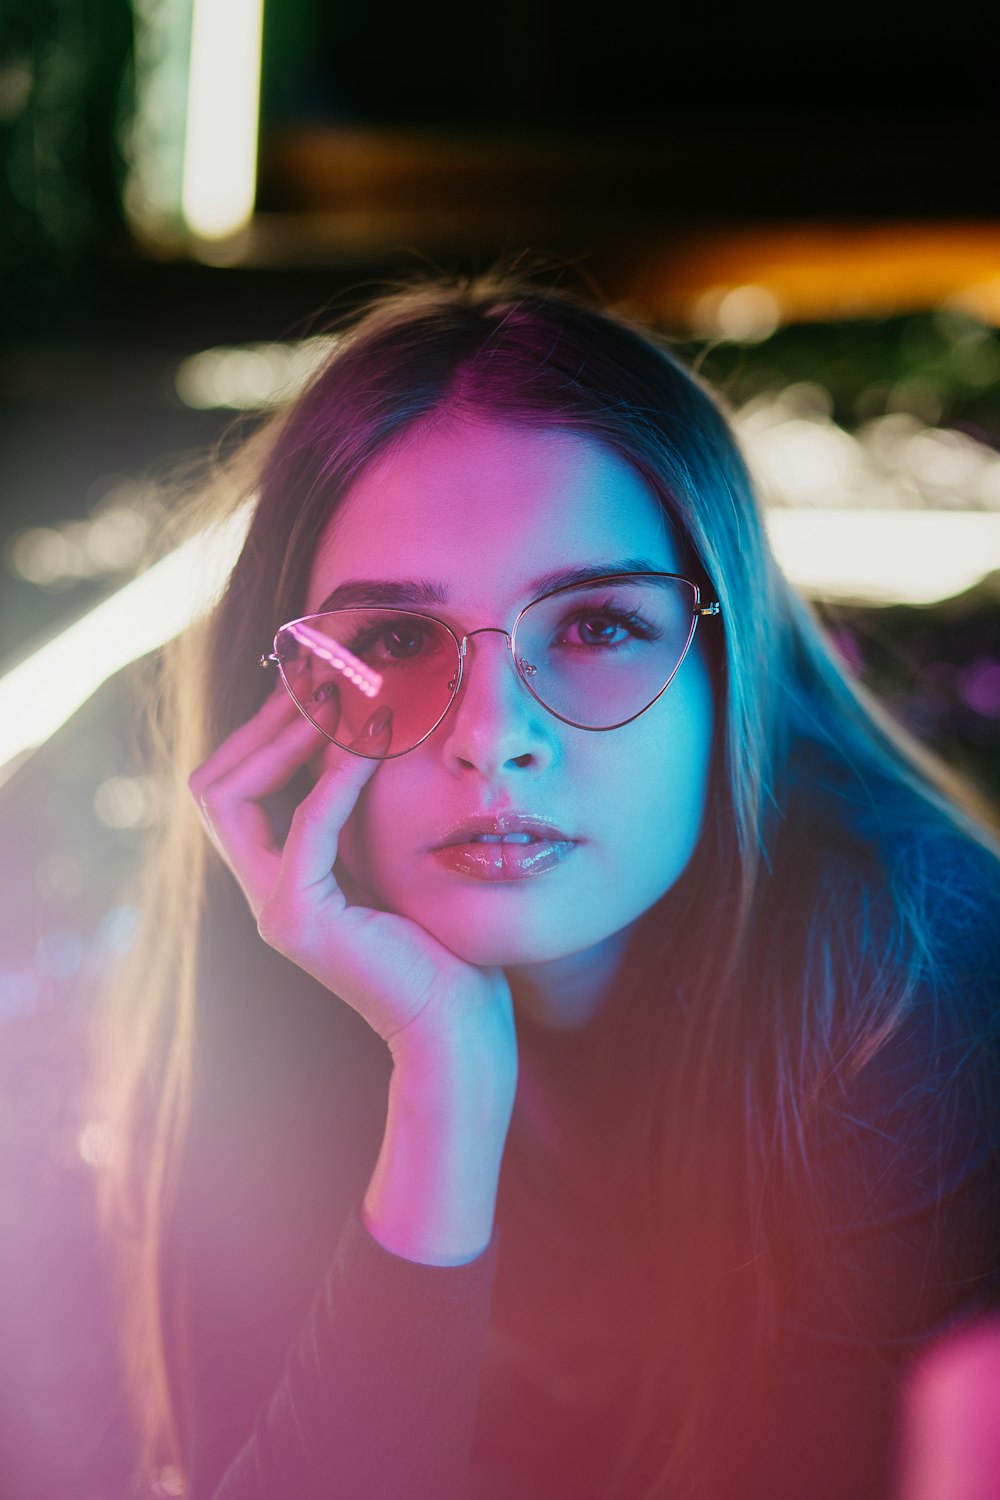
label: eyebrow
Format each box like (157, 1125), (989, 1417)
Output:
(316, 558), (665, 613)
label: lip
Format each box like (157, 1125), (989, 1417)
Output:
(429, 811), (578, 882)
(431, 811), (575, 848)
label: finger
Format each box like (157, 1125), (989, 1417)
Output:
(188, 678), (302, 794)
(192, 711), (332, 915)
(201, 707), (330, 811)
(279, 707), (393, 893)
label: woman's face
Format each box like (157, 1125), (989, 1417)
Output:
(303, 414), (715, 972)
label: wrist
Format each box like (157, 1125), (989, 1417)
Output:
(363, 1051), (512, 1267)
(388, 1007), (518, 1120)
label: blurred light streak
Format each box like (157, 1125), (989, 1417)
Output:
(641, 224), (1000, 331)
(735, 400), (1000, 514)
(181, 0), (264, 238)
(0, 504), (252, 787)
(124, 0), (193, 238)
(174, 335), (339, 410)
(766, 510), (1000, 605)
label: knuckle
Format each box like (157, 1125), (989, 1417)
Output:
(255, 901), (281, 948)
(255, 896), (295, 955)
(288, 796), (327, 833)
(194, 782), (222, 821)
(187, 765), (216, 809)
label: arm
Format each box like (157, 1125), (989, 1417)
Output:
(182, 670), (519, 1498)
(188, 1028), (516, 1500)
(200, 1200), (501, 1500)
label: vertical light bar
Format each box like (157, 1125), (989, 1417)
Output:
(181, 0), (265, 239)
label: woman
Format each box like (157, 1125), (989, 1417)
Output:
(90, 272), (1000, 1500)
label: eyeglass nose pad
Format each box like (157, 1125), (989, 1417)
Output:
(443, 628), (528, 714)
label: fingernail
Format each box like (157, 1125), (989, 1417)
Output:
(366, 706), (392, 737)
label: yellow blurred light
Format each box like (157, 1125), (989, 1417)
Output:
(7, 527), (73, 586)
(942, 279), (1000, 326)
(84, 505), (150, 571)
(93, 775), (153, 830)
(691, 283), (781, 342)
(181, 0), (264, 239)
(660, 224), (1000, 332)
(175, 335), (340, 410)
(716, 285), (781, 342)
(7, 508), (151, 587)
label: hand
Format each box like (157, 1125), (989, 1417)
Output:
(187, 685), (518, 1087)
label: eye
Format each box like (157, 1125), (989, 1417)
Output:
(558, 604), (659, 648)
(573, 613), (629, 645)
(381, 623), (426, 659)
(343, 620), (432, 661)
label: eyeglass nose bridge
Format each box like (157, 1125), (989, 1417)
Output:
(455, 624), (539, 686)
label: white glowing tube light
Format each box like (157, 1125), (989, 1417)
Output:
(766, 509), (1000, 605)
(181, 0), (264, 239)
(0, 506), (252, 785)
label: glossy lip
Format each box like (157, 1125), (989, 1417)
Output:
(430, 811), (575, 848)
(428, 811), (578, 883)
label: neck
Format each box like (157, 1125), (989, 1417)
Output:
(506, 926), (633, 1035)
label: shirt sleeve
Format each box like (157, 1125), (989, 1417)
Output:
(190, 1200), (501, 1500)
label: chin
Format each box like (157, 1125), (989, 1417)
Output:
(409, 905), (606, 970)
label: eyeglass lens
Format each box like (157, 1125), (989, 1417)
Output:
(273, 576), (698, 757)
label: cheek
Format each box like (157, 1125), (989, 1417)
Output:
(336, 781), (376, 881)
(611, 671), (714, 879)
(335, 764), (415, 893)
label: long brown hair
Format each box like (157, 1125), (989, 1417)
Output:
(89, 269), (1000, 1498)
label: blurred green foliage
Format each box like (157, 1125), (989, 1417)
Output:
(0, 0), (133, 337)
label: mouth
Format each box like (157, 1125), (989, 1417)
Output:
(431, 812), (575, 849)
(429, 812), (578, 882)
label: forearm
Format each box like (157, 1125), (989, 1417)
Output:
(363, 1039), (516, 1266)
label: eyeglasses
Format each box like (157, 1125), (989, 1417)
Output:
(260, 572), (721, 760)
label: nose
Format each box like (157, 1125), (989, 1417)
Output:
(438, 627), (556, 776)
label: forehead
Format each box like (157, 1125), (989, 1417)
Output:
(306, 415), (684, 613)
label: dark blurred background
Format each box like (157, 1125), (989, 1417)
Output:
(1, 5), (999, 1494)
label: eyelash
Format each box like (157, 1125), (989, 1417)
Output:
(341, 603), (662, 661)
(556, 603), (661, 647)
